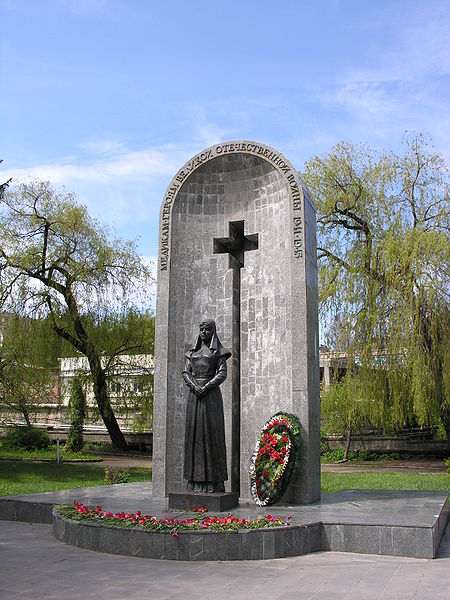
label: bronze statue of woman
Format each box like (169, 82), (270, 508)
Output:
(182, 319), (231, 493)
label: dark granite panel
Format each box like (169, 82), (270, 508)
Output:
(151, 531), (166, 559)
(262, 529), (275, 559)
(282, 526), (295, 557)
(203, 531), (233, 561)
(168, 492), (239, 512)
(78, 521), (100, 553)
(308, 523), (323, 553)
(291, 524), (305, 555)
(379, 526), (395, 556)
(250, 529), (264, 560)
(234, 529), (251, 561)
(0, 499), (53, 524)
(393, 527), (419, 558)
(352, 524), (381, 555)
(417, 527), (434, 559)
(164, 533), (179, 560)
(321, 523), (332, 551)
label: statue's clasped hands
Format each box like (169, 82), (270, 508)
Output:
(193, 384), (205, 396)
(193, 381), (212, 397)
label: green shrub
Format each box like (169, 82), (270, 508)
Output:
(104, 466), (131, 484)
(65, 376), (86, 453)
(445, 457), (450, 474)
(2, 426), (51, 451)
(320, 437), (330, 453)
(321, 448), (347, 462)
(82, 442), (115, 453)
(321, 448), (401, 463)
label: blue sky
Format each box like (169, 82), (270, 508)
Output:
(1, 0), (449, 259)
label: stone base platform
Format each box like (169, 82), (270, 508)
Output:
(168, 491), (239, 512)
(0, 483), (448, 561)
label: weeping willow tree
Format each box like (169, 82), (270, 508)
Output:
(321, 373), (379, 459)
(0, 314), (59, 426)
(303, 133), (449, 445)
(0, 181), (154, 449)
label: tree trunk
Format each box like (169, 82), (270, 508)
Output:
(343, 426), (352, 461)
(20, 408), (31, 427)
(20, 403), (32, 427)
(88, 354), (128, 450)
(441, 405), (450, 453)
(47, 282), (128, 450)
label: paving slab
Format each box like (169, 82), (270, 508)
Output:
(0, 519), (449, 600)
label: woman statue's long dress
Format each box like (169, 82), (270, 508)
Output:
(182, 320), (231, 493)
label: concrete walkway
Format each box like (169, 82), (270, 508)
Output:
(1, 519), (449, 599)
(96, 454), (448, 473)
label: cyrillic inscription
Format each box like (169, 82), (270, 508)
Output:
(159, 143), (305, 269)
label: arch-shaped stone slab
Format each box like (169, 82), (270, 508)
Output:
(153, 141), (320, 503)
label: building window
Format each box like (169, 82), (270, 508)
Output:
(132, 380), (144, 393)
(110, 381), (121, 394)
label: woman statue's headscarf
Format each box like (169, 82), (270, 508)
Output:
(188, 319), (231, 359)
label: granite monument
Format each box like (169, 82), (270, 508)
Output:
(153, 141), (320, 504)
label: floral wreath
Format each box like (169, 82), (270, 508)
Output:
(249, 412), (301, 506)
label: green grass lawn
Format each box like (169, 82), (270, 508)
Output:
(0, 460), (448, 497)
(321, 471), (450, 492)
(0, 446), (101, 461)
(0, 462), (152, 496)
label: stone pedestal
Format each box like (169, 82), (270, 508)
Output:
(168, 492), (239, 512)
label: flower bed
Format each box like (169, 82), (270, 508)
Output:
(249, 412), (301, 505)
(56, 501), (291, 538)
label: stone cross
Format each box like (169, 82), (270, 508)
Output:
(213, 220), (258, 493)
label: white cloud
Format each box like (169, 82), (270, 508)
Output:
(188, 104), (228, 147)
(1, 144), (187, 187)
(320, 4), (450, 158)
(386, 8), (450, 81)
(77, 139), (126, 155)
(332, 81), (402, 120)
